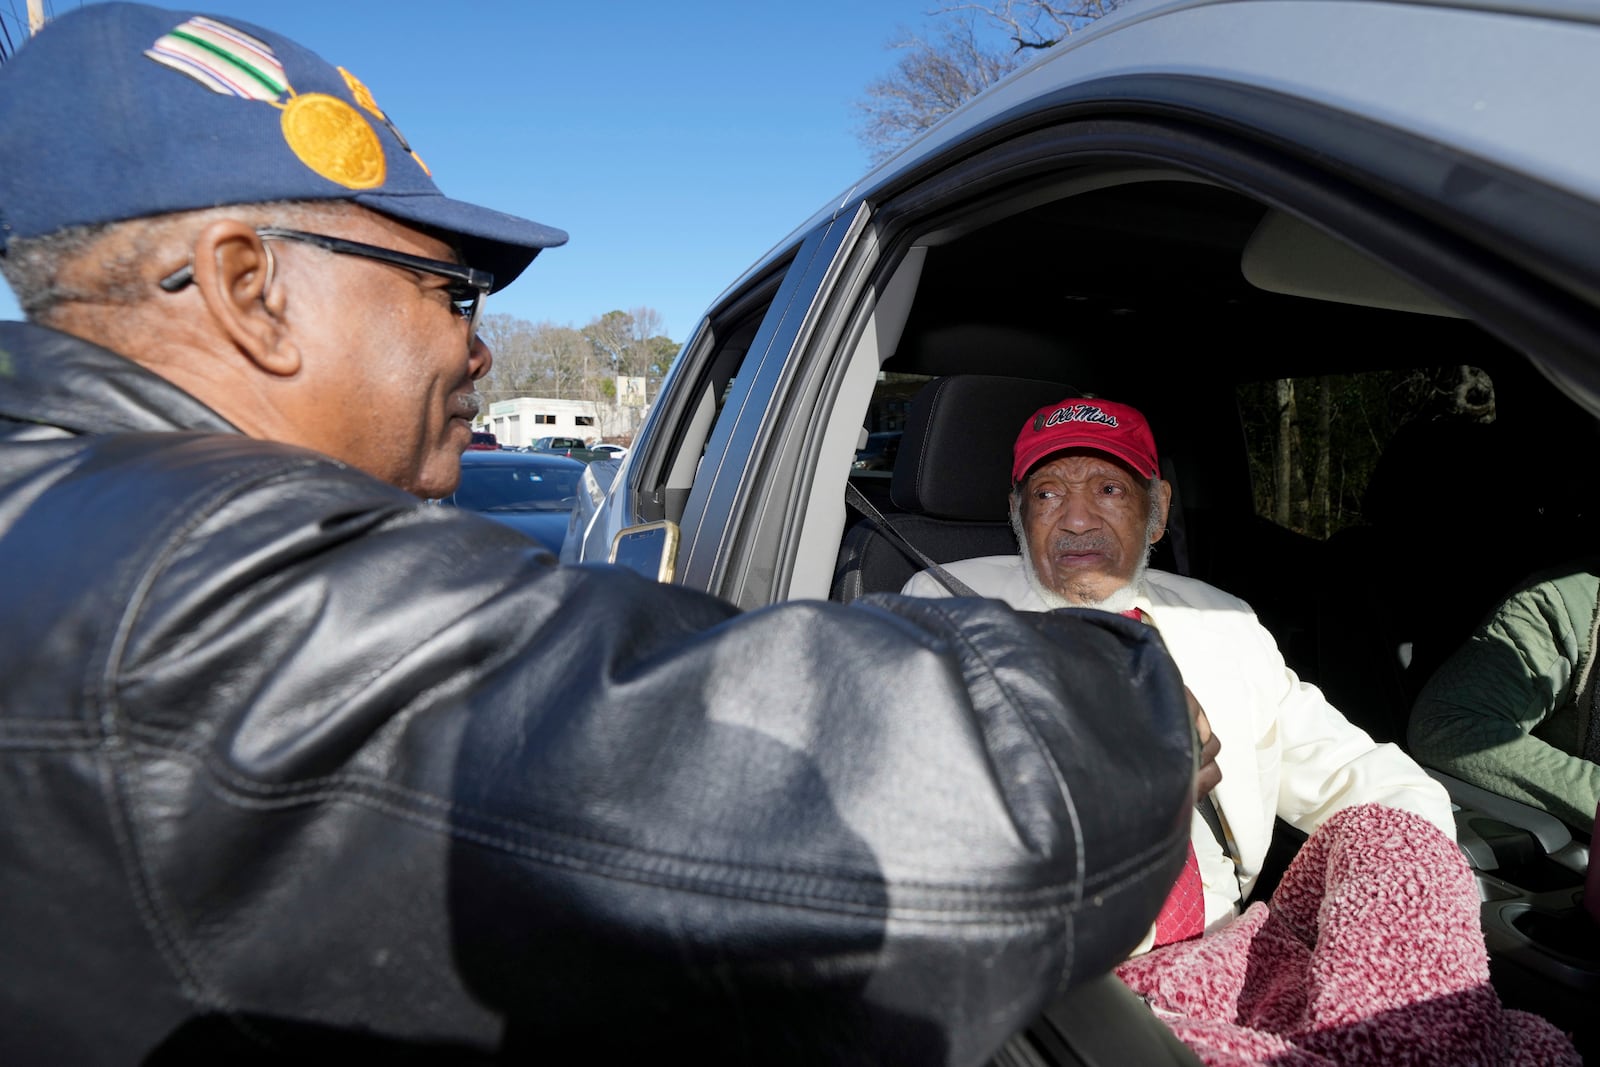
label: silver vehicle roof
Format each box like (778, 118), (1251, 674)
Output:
(716, 0), (1600, 304)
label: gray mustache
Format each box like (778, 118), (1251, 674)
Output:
(1049, 534), (1114, 554)
(451, 393), (481, 418)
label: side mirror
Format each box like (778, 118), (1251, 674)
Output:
(609, 520), (680, 583)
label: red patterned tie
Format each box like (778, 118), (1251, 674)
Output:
(1120, 607), (1206, 947)
(1151, 842), (1205, 946)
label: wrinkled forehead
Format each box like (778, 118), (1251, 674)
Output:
(1017, 448), (1152, 489)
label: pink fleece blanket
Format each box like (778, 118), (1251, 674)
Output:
(1114, 804), (1578, 1066)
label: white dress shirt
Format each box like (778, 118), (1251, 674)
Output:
(903, 556), (1455, 951)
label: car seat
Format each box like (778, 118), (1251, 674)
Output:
(832, 375), (1074, 603)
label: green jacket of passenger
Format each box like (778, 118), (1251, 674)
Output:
(1409, 565), (1600, 829)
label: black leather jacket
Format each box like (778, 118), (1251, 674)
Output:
(0, 321), (1194, 1065)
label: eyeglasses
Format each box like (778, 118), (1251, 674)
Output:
(158, 226), (495, 341)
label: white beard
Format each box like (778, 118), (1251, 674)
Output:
(1019, 546), (1147, 612)
(1013, 509), (1150, 612)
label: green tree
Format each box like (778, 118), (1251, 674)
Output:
(581, 307), (679, 397)
(1239, 366), (1496, 539)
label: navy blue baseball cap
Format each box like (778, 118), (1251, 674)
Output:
(0, 2), (566, 291)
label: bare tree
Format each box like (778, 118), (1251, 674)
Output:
(478, 315), (604, 406)
(477, 313), (544, 407)
(944, 0), (1122, 51)
(1312, 377), (1332, 538)
(1273, 379), (1295, 529)
(856, 1), (1124, 162)
(538, 324), (591, 402)
(580, 308), (681, 437)
(474, 308), (681, 439)
(856, 18), (1021, 165)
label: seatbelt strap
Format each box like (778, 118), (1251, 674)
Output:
(1124, 609), (1235, 876)
(1195, 792), (1247, 907)
(1196, 795), (1227, 855)
(843, 483), (981, 598)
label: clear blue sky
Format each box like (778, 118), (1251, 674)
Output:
(0, 0), (955, 341)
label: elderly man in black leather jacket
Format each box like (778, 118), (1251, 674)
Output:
(0, 6), (1194, 1065)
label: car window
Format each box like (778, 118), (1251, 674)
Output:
(1237, 367), (1495, 540)
(852, 375), (930, 481)
(632, 267), (789, 528)
(637, 116), (1600, 626)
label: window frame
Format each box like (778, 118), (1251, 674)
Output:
(616, 78), (1600, 606)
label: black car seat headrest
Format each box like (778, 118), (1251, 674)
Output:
(890, 375), (1078, 521)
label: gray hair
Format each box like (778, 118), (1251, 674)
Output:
(2, 219), (134, 320)
(1, 200), (358, 324)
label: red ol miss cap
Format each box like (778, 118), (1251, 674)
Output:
(1012, 398), (1159, 484)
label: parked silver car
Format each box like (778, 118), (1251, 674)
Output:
(570, 0), (1600, 1058)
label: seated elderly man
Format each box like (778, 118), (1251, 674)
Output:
(903, 396), (1456, 951)
(1411, 561), (1600, 830)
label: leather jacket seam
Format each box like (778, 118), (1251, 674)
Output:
(122, 730), (1115, 922)
(94, 447), (334, 733)
(101, 740), (228, 1014)
(93, 451), (358, 1021)
(0, 721), (102, 745)
(117, 706), (1113, 906)
(902, 597), (1090, 883)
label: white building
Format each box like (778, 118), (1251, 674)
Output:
(481, 397), (600, 448)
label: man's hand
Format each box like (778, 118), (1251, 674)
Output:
(1186, 686), (1222, 803)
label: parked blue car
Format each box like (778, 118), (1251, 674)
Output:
(437, 449), (585, 553)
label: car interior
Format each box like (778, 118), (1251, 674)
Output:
(817, 175), (1600, 1061)
(624, 157), (1600, 1060)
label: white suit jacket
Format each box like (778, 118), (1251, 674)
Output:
(903, 557), (1455, 945)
